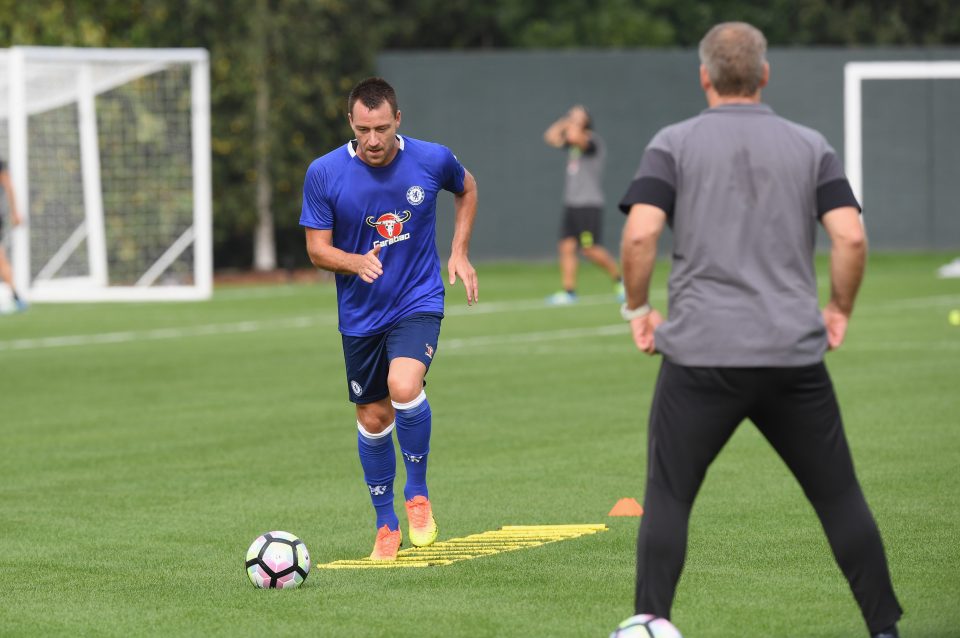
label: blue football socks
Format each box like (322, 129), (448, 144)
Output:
(393, 390), (432, 501)
(357, 421), (399, 531)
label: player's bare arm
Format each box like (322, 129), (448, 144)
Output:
(448, 169), (479, 305)
(543, 115), (570, 147)
(563, 111), (593, 152)
(621, 203), (667, 354)
(557, 106), (593, 151)
(563, 126), (592, 151)
(821, 205), (867, 350)
(545, 106), (592, 149)
(305, 227), (383, 283)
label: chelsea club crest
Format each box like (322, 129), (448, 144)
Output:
(406, 185), (425, 206)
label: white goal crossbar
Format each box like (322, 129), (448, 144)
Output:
(0, 46), (212, 303)
(844, 61), (960, 209)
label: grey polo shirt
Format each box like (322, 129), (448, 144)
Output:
(619, 103), (860, 367)
(564, 134), (606, 208)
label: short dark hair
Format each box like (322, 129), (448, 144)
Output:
(698, 22), (767, 97)
(347, 77), (398, 116)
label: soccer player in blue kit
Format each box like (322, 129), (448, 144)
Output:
(300, 78), (479, 561)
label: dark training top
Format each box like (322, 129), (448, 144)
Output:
(563, 134), (605, 208)
(619, 103), (860, 367)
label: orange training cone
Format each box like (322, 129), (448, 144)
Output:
(608, 498), (644, 517)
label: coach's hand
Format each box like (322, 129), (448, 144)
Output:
(822, 302), (850, 350)
(631, 309), (664, 355)
(355, 245), (383, 283)
(448, 253), (478, 306)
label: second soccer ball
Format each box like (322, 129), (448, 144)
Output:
(610, 614), (683, 638)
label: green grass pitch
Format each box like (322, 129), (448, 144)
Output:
(1, 253), (958, 637)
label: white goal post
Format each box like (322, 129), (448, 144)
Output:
(843, 60), (960, 209)
(0, 46), (212, 302)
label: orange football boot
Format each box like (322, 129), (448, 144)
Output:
(369, 525), (402, 561)
(405, 495), (439, 547)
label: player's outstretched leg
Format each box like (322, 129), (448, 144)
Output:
(394, 390), (438, 547)
(580, 244), (624, 300)
(357, 421), (401, 560)
(548, 237), (579, 305)
(0, 250), (27, 312)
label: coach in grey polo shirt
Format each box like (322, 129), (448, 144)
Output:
(617, 22), (902, 638)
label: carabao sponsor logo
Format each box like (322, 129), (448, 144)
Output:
(366, 210), (411, 239)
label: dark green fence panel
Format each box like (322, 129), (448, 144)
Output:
(378, 47), (960, 258)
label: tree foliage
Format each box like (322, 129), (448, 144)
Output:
(376, 0), (960, 48)
(0, 0), (957, 268)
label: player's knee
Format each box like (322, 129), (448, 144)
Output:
(581, 245), (605, 259)
(387, 377), (424, 405)
(356, 403), (393, 433)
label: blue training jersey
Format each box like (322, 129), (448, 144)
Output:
(300, 135), (466, 336)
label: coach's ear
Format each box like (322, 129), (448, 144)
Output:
(699, 65), (712, 93)
(759, 62), (770, 89)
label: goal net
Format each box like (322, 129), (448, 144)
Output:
(0, 47), (211, 302)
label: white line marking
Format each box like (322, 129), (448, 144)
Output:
(845, 340), (960, 351)
(0, 315), (335, 351)
(2, 288), (956, 352)
(0, 293), (634, 352)
(444, 293), (637, 316)
(863, 293), (960, 311)
(444, 324), (627, 351)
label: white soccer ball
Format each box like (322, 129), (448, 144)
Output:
(245, 531), (311, 589)
(610, 614), (683, 638)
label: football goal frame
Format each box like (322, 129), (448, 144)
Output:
(0, 46), (212, 302)
(843, 60), (960, 209)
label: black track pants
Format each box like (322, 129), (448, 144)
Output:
(634, 359), (902, 634)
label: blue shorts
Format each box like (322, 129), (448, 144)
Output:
(341, 312), (442, 404)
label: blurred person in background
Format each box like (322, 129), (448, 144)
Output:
(0, 159), (26, 313)
(544, 105), (623, 305)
